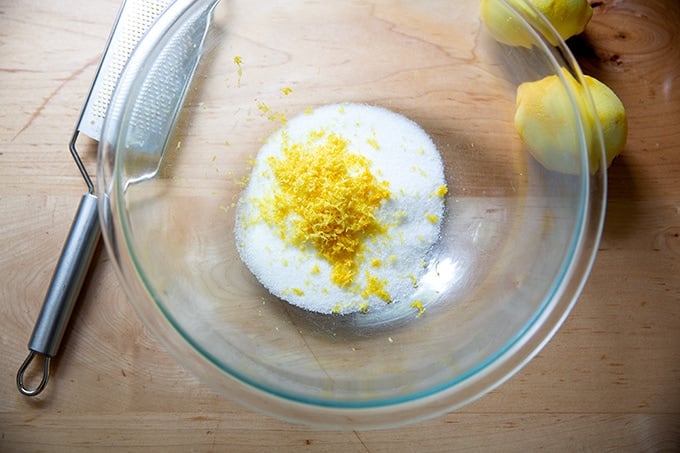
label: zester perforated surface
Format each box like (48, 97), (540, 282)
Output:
(79, 0), (172, 141)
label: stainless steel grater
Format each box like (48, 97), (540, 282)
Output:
(17, 0), (218, 396)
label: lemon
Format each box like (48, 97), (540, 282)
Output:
(481, 0), (593, 47)
(585, 76), (628, 168)
(514, 68), (627, 174)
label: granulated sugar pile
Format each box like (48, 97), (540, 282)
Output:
(235, 103), (447, 315)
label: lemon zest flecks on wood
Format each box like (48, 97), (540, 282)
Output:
(233, 55), (243, 86)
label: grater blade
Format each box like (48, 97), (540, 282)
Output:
(78, 0), (173, 142)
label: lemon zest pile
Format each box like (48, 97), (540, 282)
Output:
(262, 131), (391, 289)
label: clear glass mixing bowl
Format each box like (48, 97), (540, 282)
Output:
(98, 0), (606, 428)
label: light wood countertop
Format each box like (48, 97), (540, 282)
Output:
(1, 0), (678, 450)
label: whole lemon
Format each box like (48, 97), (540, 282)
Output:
(481, 0), (593, 47)
(514, 69), (627, 174)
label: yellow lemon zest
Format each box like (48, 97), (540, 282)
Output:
(367, 137), (381, 150)
(411, 300), (425, 317)
(233, 55), (243, 86)
(361, 272), (391, 302)
(263, 132), (391, 288)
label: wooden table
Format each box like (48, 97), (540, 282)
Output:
(1, 0), (678, 450)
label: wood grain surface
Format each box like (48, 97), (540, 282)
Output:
(1, 0), (679, 451)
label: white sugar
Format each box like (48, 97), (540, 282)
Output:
(234, 103), (447, 315)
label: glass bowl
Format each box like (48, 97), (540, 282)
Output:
(98, 0), (606, 428)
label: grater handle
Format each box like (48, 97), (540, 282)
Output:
(17, 193), (100, 396)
